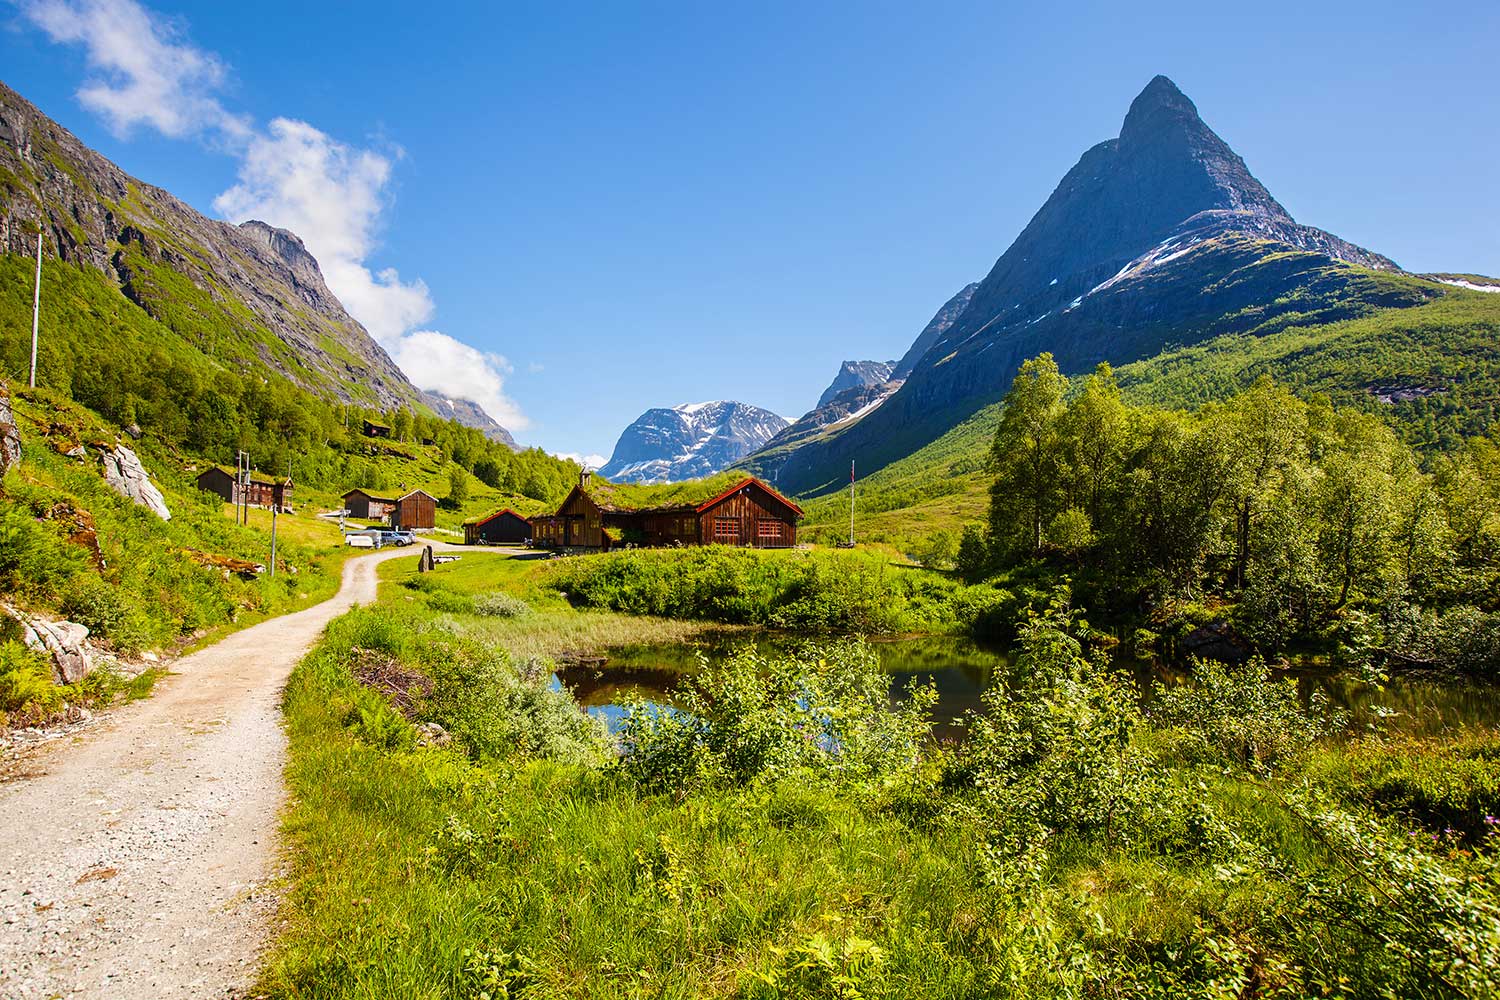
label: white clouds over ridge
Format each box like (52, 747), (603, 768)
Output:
(22, 0), (527, 431)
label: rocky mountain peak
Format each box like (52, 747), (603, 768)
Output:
(1119, 75), (1199, 137)
(600, 401), (788, 484)
(816, 360), (896, 409)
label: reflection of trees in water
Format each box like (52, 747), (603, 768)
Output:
(556, 634), (1500, 741)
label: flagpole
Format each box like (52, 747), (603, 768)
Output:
(849, 460), (855, 547)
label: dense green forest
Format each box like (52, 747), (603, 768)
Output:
(966, 354), (1500, 675)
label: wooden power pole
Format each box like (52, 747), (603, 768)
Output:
(29, 231), (42, 388)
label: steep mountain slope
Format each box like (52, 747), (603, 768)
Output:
(816, 360), (896, 408)
(0, 80), (421, 409)
(748, 76), (1428, 497)
(0, 79), (518, 445)
(795, 278), (1500, 551)
(600, 401), (788, 483)
(892, 282), (978, 379)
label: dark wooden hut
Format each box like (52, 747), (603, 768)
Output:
(463, 508), (531, 545)
(195, 467), (293, 512)
(363, 419), (392, 439)
(342, 488), (396, 521)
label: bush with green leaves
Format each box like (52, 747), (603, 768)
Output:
(546, 546), (966, 634)
(473, 592), (531, 618)
(1149, 657), (1340, 772)
(946, 595), (1157, 884)
(618, 640), (936, 793)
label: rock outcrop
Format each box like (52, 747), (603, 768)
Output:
(0, 380), (19, 475)
(3, 604), (95, 685)
(100, 445), (171, 521)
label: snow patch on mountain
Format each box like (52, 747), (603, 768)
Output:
(600, 401), (790, 483)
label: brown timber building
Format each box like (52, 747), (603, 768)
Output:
(530, 473), (802, 551)
(195, 467), (294, 513)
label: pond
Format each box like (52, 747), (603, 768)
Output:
(553, 632), (1500, 739)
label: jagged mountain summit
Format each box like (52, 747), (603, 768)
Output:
(816, 360), (897, 409)
(892, 282), (978, 380)
(0, 79), (516, 442)
(740, 75), (1417, 496)
(600, 401), (789, 483)
(419, 392), (519, 449)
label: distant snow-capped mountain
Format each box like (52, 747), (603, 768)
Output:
(599, 401), (789, 483)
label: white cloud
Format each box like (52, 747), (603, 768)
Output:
(554, 452), (607, 471)
(24, 0), (528, 432)
(20, 0), (249, 140)
(391, 331), (527, 431)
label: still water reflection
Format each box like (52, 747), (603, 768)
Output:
(553, 632), (1500, 739)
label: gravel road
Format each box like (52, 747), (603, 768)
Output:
(0, 543), (452, 999)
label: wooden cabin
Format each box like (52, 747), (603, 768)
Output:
(390, 489), (437, 530)
(463, 508), (531, 545)
(532, 472), (801, 552)
(342, 488), (396, 521)
(195, 467), (294, 512)
(363, 419), (392, 439)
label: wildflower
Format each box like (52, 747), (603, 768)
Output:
(1485, 815), (1497, 826)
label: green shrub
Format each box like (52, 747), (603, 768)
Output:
(0, 640), (61, 720)
(619, 640), (936, 793)
(1149, 658), (1340, 772)
(473, 592), (531, 618)
(547, 547), (966, 634)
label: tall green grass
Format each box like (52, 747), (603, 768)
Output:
(264, 592), (1500, 998)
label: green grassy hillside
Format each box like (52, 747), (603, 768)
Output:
(801, 283), (1500, 554)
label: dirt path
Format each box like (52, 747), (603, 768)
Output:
(0, 543), (453, 999)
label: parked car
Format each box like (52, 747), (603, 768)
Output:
(380, 530), (416, 547)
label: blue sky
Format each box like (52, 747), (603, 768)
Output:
(4, 1), (1498, 462)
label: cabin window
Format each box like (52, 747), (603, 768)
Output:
(713, 518), (738, 541)
(681, 519), (697, 535)
(757, 521), (782, 540)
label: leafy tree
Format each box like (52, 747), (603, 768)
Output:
(446, 465), (471, 510)
(989, 353), (1068, 555)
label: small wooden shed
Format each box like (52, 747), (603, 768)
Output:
(363, 419), (392, 439)
(390, 489), (437, 530)
(463, 508), (531, 545)
(342, 488), (396, 521)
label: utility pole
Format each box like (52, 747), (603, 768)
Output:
(29, 231), (42, 388)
